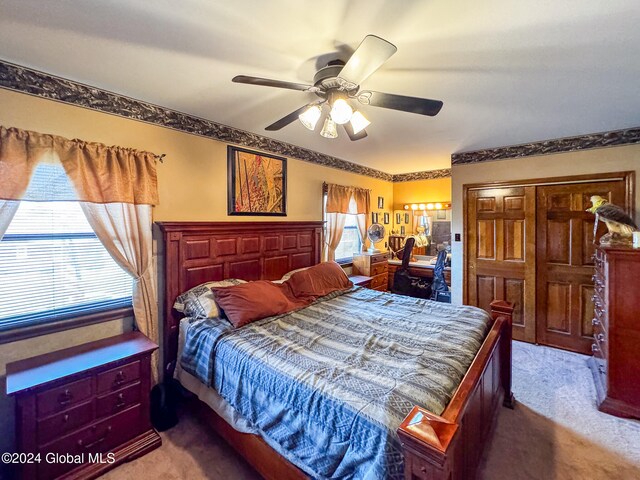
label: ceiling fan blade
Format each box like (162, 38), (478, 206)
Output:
(233, 75), (314, 92)
(343, 123), (367, 141)
(358, 90), (443, 116)
(265, 104), (312, 131)
(337, 35), (397, 89)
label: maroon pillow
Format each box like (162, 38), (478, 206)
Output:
(287, 261), (352, 298)
(212, 280), (308, 328)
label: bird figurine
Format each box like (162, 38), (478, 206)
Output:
(586, 195), (637, 245)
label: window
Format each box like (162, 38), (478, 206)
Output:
(334, 214), (362, 263)
(0, 166), (133, 332)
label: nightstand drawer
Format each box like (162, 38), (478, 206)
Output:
(96, 381), (141, 418)
(36, 377), (93, 418)
(97, 360), (141, 393)
(37, 400), (94, 446)
(370, 273), (388, 289)
(370, 262), (388, 276)
(371, 253), (389, 264)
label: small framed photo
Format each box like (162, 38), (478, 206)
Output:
(377, 196), (384, 209)
(227, 146), (286, 216)
(437, 210), (447, 220)
(404, 213), (410, 224)
(395, 213), (401, 224)
(383, 212), (390, 224)
(400, 226), (406, 235)
(372, 212), (379, 224)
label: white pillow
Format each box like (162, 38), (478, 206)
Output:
(174, 279), (246, 318)
(280, 266), (311, 282)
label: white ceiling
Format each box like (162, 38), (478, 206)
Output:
(0, 0), (639, 174)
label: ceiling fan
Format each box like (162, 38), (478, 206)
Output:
(232, 35), (443, 141)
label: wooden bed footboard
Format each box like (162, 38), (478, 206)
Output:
(397, 300), (515, 480)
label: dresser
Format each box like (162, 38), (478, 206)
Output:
(352, 252), (389, 291)
(589, 246), (640, 419)
(6, 332), (161, 480)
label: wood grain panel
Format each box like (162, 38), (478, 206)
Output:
(548, 193), (572, 211)
(184, 239), (210, 260)
(291, 252), (312, 270)
(264, 236), (280, 251)
(282, 235), (297, 250)
(580, 284), (595, 338)
(505, 279), (524, 327)
(264, 256), (289, 280)
(229, 259), (262, 280)
(477, 220), (495, 259)
(240, 237), (260, 254)
(477, 276), (496, 313)
(504, 220), (524, 261)
(186, 264), (224, 287)
(504, 196), (524, 211)
(546, 282), (570, 333)
(546, 220), (571, 264)
(476, 197), (496, 212)
(298, 234), (312, 248)
(215, 238), (237, 256)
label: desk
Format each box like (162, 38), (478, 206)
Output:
(387, 259), (452, 291)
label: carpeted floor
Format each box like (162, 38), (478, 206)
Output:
(102, 342), (640, 480)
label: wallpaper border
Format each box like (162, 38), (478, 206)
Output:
(0, 60), (405, 181)
(391, 168), (451, 182)
(451, 127), (640, 165)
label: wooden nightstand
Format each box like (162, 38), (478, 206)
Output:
(352, 252), (389, 291)
(6, 332), (161, 480)
(349, 274), (373, 288)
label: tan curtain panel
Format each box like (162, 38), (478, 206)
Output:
(0, 126), (159, 205)
(325, 183), (370, 214)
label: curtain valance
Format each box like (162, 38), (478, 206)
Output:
(0, 126), (159, 205)
(325, 183), (370, 214)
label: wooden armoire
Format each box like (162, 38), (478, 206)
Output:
(465, 171), (635, 355)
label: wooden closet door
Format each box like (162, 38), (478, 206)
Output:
(467, 187), (536, 343)
(536, 181), (627, 354)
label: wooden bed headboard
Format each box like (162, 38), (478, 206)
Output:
(156, 221), (323, 376)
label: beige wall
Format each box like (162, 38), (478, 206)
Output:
(392, 178), (451, 209)
(451, 144), (640, 304)
(0, 88), (393, 458)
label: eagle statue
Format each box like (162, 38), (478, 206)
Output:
(586, 195), (637, 245)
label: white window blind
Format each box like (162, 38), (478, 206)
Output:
(0, 164), (133, 331)
(335, 215), (362, 262)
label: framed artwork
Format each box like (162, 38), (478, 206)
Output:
(437, 209), (447, 220)
(404, 213), (410, 224)
(378, 196), (384, 209)
(372, 212), (379, 224)
(383, 212), (390, 224)
(395, 213), (401, 224)
(227, 146), (286, 216)
(400, 226), (406, 235)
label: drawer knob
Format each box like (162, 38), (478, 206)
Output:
(58, 389), (73, 406)
(63, 414), (69, 423)
(114, 370), (127, 386)
(115, 393), (126, 409)
(77, 426), (112, 450)
(420, 466), (427, 473)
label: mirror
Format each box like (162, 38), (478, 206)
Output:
(389, 208), (451, 257)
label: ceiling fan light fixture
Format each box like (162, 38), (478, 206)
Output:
(330, 98), (354, 125)
(350, 111), (370, 134)
(320, 118), (338, 139)
(298, 105), (322, 130)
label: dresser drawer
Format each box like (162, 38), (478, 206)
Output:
(370, 262), (388, 276)
(39, 404), (142, 480)
(371, 253), (389, 264)
(96, 381), (141, 418)
(36, 377), (93, 418)
(370, 273), (388, 289)
(37, 400), (94, 446)
(97, 360), (141, 394)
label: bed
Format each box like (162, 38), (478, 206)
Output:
(158, 221), (514, 480)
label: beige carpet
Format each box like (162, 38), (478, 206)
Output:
(102, 342), (640, 480)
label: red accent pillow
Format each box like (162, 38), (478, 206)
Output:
(286, 261), (353, 298)
(212, 280), (309, 328)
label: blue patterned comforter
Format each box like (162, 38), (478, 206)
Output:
(181, 287), (491, 479)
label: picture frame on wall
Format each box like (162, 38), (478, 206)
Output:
(378, 196), (384, 209)
(437, 209), (447, 220)
(396, 213), (401, 224)
(227, 146), (287, 216)
(404, 213), (410, 224)
(372, 212), (379, 224)
(400, 226), (406, 235)
(383, 212), (390, 224)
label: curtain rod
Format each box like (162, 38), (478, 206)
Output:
(322, 181), (372, 192)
